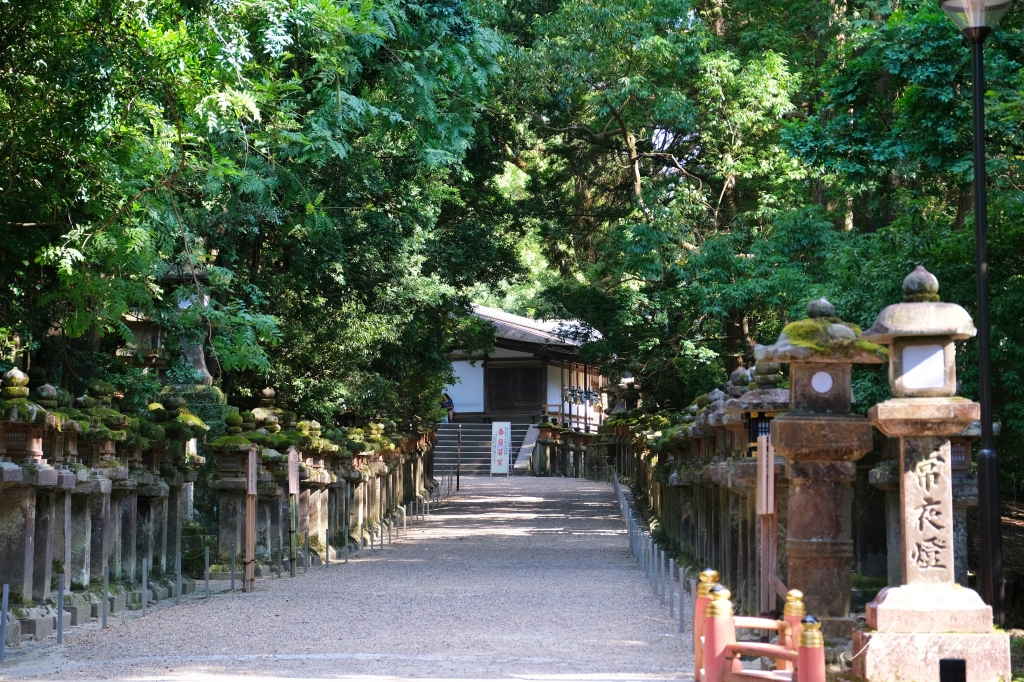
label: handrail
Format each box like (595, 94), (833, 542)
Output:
(725, 642), (798, 662)
(732, 616), (791, 633)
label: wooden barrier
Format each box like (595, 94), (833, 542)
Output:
(694, 571), (825, 682)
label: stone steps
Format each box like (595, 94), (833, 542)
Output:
(433, 424), (530, 475)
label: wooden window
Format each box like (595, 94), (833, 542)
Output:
(487, 367), (543, 411)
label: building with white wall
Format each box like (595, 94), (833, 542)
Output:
(445, 306), (605, 428)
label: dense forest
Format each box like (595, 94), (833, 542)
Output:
(4, 0), (1024, 492)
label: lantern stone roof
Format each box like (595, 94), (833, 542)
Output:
(862, 266), (976, 343)
(755, 298), (887, 365)
(958, 420), (1001, 438)
(863, 303), (976, 342)
(725, 388), (790, 416)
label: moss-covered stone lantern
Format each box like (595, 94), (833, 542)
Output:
(755, 297), (887, 639)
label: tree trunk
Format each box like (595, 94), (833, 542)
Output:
(725, 310), (748, 373)
(953, 185), (972, 231)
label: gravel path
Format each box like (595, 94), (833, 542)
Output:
(0, 477), (693, 681)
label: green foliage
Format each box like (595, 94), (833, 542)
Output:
(478, 0), (1024, 503)
(11, 0), (1024, 508)
(3, 0), (522, 426)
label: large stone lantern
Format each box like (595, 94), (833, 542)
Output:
(852, 267), (1009, 682)
(756, 297), (887, 639)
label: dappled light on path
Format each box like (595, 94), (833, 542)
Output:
(0, 478), (691, 681)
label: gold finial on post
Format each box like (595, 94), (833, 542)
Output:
(784, 589), (806, 617)
(697, 568), (720, 598)
(799, 615), (824, 648)
(705, 585), (733, 618)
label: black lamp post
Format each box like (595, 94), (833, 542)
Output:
(939, 0), (1013, 626)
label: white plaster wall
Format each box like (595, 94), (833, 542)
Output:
(446, 360), (484, 412)
(546, 365), (565, 415)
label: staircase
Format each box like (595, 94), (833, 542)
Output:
(434, 423), (531, 476)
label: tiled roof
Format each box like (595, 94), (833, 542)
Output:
(472, 305), (597, 347)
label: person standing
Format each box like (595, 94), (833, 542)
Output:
(441, 393), (455, 423)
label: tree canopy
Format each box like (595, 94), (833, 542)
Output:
(483, 0), (1024, 493)
(2, 0), (521, 420)
(5, 0), (1024, 491)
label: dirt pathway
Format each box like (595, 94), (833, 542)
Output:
(0, 477), (692, 681)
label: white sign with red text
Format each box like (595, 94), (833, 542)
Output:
(490, 422), (512, 476)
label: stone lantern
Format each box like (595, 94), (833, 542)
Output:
(756, 297), (887, 639)
(852, 267), (1009, 682)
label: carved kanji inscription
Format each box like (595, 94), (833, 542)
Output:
(901, 437), (955, 584)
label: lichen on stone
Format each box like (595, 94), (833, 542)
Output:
(771, 317), (887, 361)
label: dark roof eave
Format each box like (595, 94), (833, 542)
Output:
(492, 338), (597, 364)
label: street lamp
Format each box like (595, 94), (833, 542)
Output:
(939, 0), (1013, 625)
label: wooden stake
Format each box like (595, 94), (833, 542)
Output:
(288, 447), (299, 577)
(245, 445), (257, 592)
(757, 436), (778, 615)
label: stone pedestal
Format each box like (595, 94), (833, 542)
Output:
(151, 492), (168, 575)
(350, 477), (365, 546)
(727, 459), (756, 614)
(540, 437), (554, 475)
(0, 484), (37, 599)
(868, 461), (902, 585)
(88, 483), (111, 582)
(114, 485), (138, 582)
(31, 490), (55, 600)
(771, 414), (874, 639)
(853, 458), (888, 578)
(857, 583), (1009, 682)
(257, 497), (273, 561)
(867, 583), (992, 632)
(852, 630), (1010, 682)
(897, 434), (957, 585)
(212, 479), (245, 558)
(136, 480), (169, 579)
(854, 403), (1009, 681)
(69, 487), (93, 587)
(166, 481), (183, 566)
(329, 477), (350, 552)
(784, 459), (857, 638)
(298, 485), (311, 542)
(309, 483), (328, 559)
(869, 456), (977, 588)
(271, 493), (286, 561)
(952, 475), (977, 586)
(56, 488), (72, 582)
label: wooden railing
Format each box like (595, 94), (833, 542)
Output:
(541, 402), (604, 431)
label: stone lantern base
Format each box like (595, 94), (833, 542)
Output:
(853, 584), (1010, 682)
(867, 583), (993, 632)
(852, 630), (1009, 682)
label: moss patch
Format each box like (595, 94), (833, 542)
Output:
(782, 317), (838, 351)
(782, 318), (888, 359)
(210, 435), (252, 448)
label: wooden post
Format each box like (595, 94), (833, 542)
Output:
(796, 617), (825, 682)
(756, 436), (778, 615)
(559, 359), (565, 425)
(288, 447), (299, 577)
(584, 364), (589, 433)
(244, 444), (257, 592)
